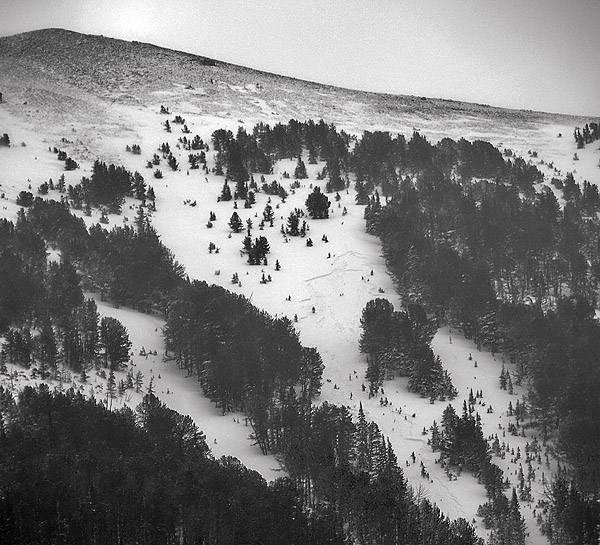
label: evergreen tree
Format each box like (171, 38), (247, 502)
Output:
(305, 186), (330, 219)
(36, 322), (59, 377)
(294, 157), (308, 179)
(100, 317), (131, 371)
(229, 211), (244, 233)
(263, 204), (275, 223)
(220, 180), (232, 201)
(287, 211), (300, 236)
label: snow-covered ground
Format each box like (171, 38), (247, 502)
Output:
(1, 71), (599, 544)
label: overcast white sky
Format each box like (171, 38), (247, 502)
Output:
(2, 0), (599, 116)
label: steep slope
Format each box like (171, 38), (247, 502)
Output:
(1, 28), (600, 544)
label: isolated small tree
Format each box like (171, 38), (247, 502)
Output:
(294, 157), (308, 179)
(287, 211), (300, 235)
(263, 204), (274, 223)
(167, 154), (178, 171)
(135, 370), (144, 392)
(228, 211), (244, 233)
(220, 180), (232, 201)
(65, 157), (79, 170)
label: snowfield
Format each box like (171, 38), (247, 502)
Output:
(1, 31), (599, 545)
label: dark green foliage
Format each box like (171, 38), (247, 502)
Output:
(262, 179), (288, 200)
(294, 156), (308, 179)
(262, 203), (274, 223)
(437, 403), (489, 472)
(0, 132), (10, 146)
(243, 235), (270, 265)
(359, 298), (454, 400)
(0, 386), (339, 545)
(72, 160), (139, 213)
(228, 211), (243, 232)
(286, 211), (300, 235)
(1, 327), (33, 366)
(64, 156), (78, 170)
(87, 223), (185, 311)
(163, 281), (306, 420)
(407, 350), (457, 401)
(100, 316), (131, 370)
(481, 489), (527, 545)
(211, 127), (271, 183)
(16, 191), (34, 207)
(44, 259), (84, 326)
(355, 179), (371, 204)
(540, 477), (600, 545)
(305, 186), (330, 219)
(220, 180), (232, 201)
(167, 153), (178, 171)
(0, 249), (41, 332)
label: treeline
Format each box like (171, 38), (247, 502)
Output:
(359, 298), (456, 401)
(211, 119), (351, 191)
(353, 132), (541, 198)
(0, 386), (342, 545)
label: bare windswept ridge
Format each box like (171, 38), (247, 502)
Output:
(0, 27), (594, 139)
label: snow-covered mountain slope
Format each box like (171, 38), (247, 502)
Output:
(1, 28), (600, 544)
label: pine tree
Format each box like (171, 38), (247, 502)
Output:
(100, 317), (131, 371)
(499, 364), (507, 390)
(305, 186), (330, 219)
(287, 211), (300, 236)
(135, 370), (144, 393)
(228, 211), (243, 233)
(263, 204), (274, 223)
(106, 370), (117, 409)
(220, 180), (232, 201)
(294, 157), (308, 179)
(37, 322), (59, 377)
(355, 179), (370, 205)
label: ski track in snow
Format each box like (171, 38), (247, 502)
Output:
(0, 99), (598, 544)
